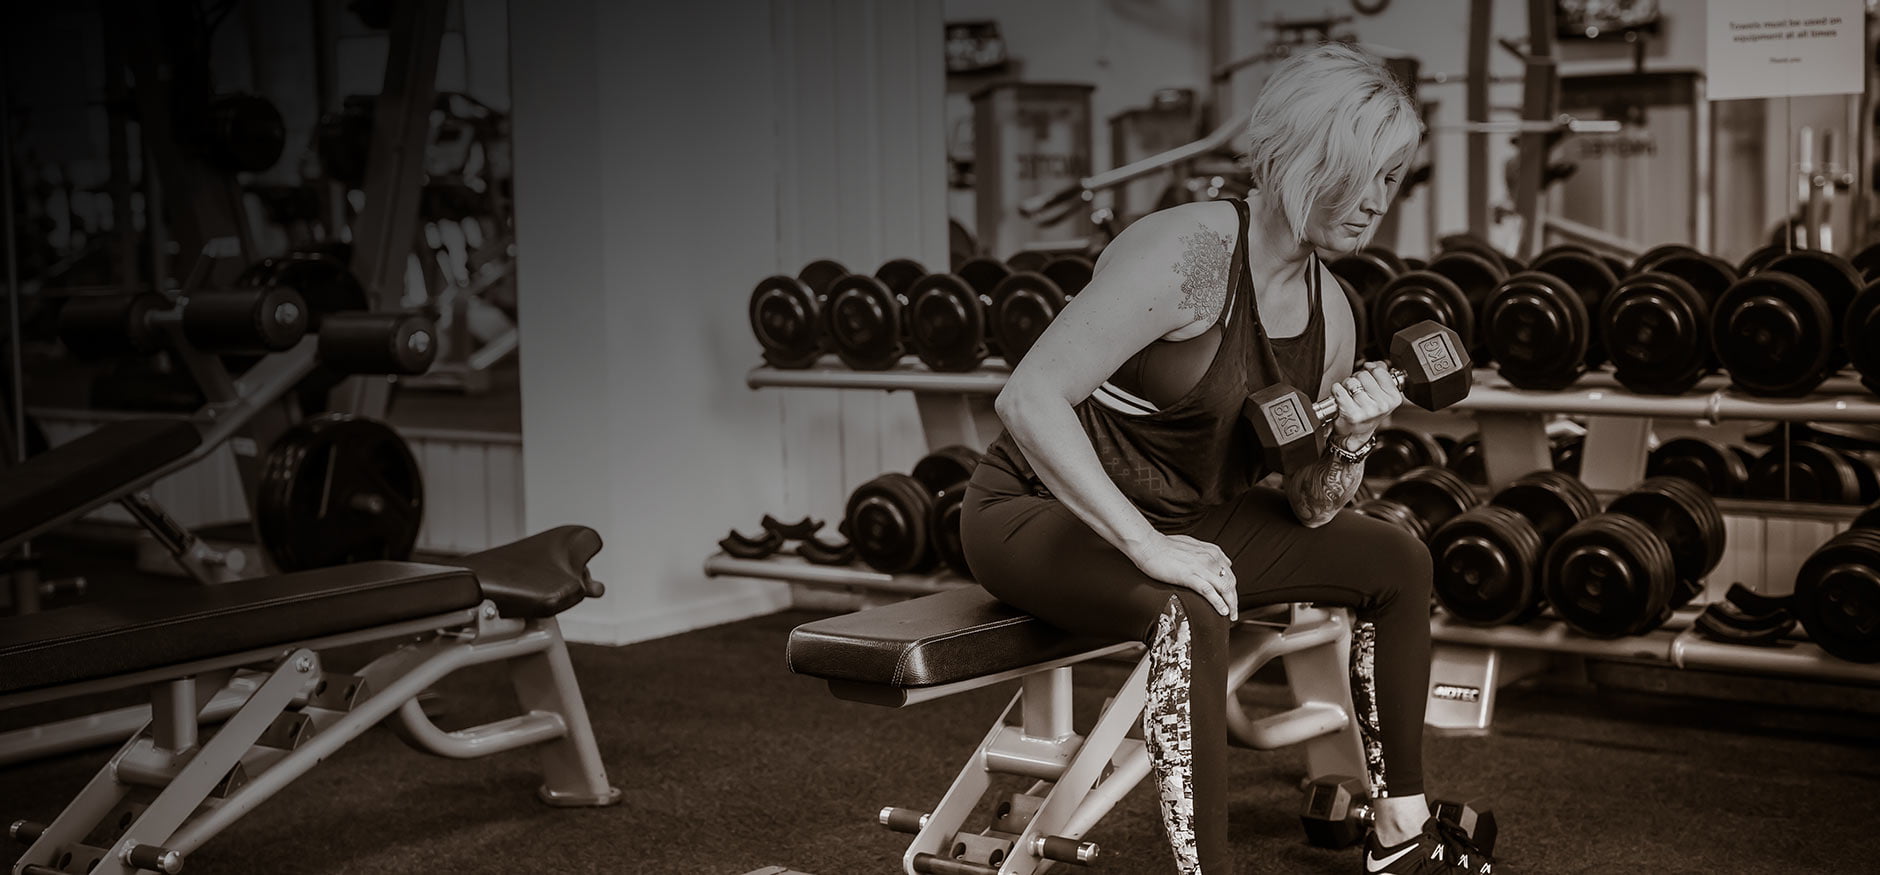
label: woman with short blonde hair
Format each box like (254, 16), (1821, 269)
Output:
(961, 43), (1497, 873)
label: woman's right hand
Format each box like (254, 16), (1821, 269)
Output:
(1127, 532), (1239, 621)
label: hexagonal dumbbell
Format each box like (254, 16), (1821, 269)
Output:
(1711, 249), (1863, 397)
(1602, 249), (1738, 396)
(1243, 321), (1473, 476)
(1300, 775), (1498, 854)
(907, 257), (1012, 372)
(990, 255), (1093, 365)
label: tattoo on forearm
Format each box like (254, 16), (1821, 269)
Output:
(1172, 226), (1232, 317)
(1291, 453), (1365, 526)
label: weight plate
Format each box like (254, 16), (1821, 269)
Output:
(1630, 244), (1702, 276)
(1330, 251), (1400, 303)
(1647, 253), (1737, 304)
(750, 274), (825, 368)
(1532, 243), (1597, 264)
(1430, 505), (1545, 625)
(1369, 427), (1448, 481)
(1846, 283), (1880, 396)
(1846, 450), (1880, 505)
(1006, 251), (1051, 273)
(1608, 477), (1725, 588)
(1738, 244), (1787, 276)
(1438, 235), (1521, 276)
(1446, 434), (1486, 485)
(1371, 271), (1475, 364)
(1765, 251), (1862, 359)
(1354, 498), (1431, 543)
(955, 257), (1012, 296)
(1646, 436), (1749, 497)
(1360, 246), (1409, 275)
(878, 259), (930, 296)
(799, 259), (851, 297)
(1529, 249), (1617, 367)
(908, 272), (989, 372)
(1427, 250), (1507, 319)
(825, 275), (905, 371)
(1492, 469), (1600, 546)
(1380, 465), (1479, 535)
(931, 484), (974, 579)
(1601, 271), (1711, 396)
(1853, 241), (1880, 282)
(1793, 527), (1880, 662)
(1745, 440), (1863, 504)
(912, 445), (983, 494)
(1483, 272), (1589, 390)
(1544, 512), (1676, 639)
(255, 415), (423, 572)
(1042, 256), (1094, 296)
(1711, 271), (1836, 397)
(990, 271), (1068, 365)
(846, 473), (935, 574)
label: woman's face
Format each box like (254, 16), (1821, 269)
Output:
(1304, 144), (1416, 253)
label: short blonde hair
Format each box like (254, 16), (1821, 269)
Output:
(1242, 42), (1422, 240)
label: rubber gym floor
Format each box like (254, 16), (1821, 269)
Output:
(4, 540), (1877, 875)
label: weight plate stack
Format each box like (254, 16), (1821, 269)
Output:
(1368, 427), (1449, 481)
(1744, 441), (1863, 504)
(1529, 249), (1617, 367)
(1607, 476), (1727, 606)
(826, 258), (929, 371)
(1354, 498), (1432, 542)
(1427, 251), (1507, 364)
(912, 445), (984, 495)
(1378, 465), (1481, 539)
(1843, 280), (1880, 396)
(1482, 271), (1590, 390)
(749, 259), (850, 369)
(845, 473), (938, 574)
(1712, 250), (1860, 397)
(1647, 436), (1750, 497)
(1629, 243), (1703, 276)
(1370, 271), (1476, 367)
(990, 257), (1089, 365)
(1846, 451), (1880, 505)
(255, 415), (424, 572)
(1431, 470), (1598, 626)
(1446, 434), (1486, 485)
(1601, 271), (1715, 395)
(1438, 234), (1523, 276)
(1738, 243), (1787, 276)
(1793, 527), (1880, 662)
(1543, 511), (1678, 639)
(908, 257), (1011, 372)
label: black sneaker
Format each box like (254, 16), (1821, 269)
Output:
(1362, 817), (1497, 874)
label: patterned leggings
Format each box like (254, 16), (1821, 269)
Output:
(962, 470), (1434, 874)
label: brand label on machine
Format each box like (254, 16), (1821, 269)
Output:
(1707, 0), (1864, 100)
(1432, 684), (1482, 703)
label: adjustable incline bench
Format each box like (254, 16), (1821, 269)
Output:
(787, 586), (1370, 875)
(1, 526), (621, 875)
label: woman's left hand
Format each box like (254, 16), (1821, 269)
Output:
(1328, 360), (1402, 445)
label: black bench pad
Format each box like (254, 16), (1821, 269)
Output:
(454, 525), (603, 618)
(0, 419), (202, 550)
(0, 561), (481, 696)
(786, 586), (1113, 688)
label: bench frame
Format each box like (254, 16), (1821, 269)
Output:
(6, 601), (619, 875)
(841, 604), (1367, 875)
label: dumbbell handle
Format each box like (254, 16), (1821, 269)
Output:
(1310, 365), (1409, 423)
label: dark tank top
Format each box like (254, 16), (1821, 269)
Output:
(982, 197), (1329, 531)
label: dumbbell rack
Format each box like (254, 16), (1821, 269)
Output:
(708, 355), (1880, 732)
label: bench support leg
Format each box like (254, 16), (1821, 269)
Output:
(509, 618), (622, 807)
(16, 649), (317, 875)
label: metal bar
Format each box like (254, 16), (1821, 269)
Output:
(1511, 0), (1558, 260)
(1454, 382), (1880, 424)
(1, 36), (22, 468)
(1466, 0), (1492, 237)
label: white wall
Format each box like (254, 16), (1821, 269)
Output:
(510, 0), (946, 645)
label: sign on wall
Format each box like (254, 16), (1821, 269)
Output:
(1707, 0), (1865, 100)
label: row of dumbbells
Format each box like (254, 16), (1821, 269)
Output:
(1333, 235), (1880, 398)
(1695, 505), (1880, 663)
(749, 252), (1092, 372)
(1369, 426), (1880, 505)
(1358, 466), (1725, 641)
(719, 447), (983, 580)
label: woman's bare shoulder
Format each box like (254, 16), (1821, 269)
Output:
(1092, 201), (1241, 333)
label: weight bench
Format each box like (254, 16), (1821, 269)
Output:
(1, 526), (621, 875)
(787, 587), (1369, 874)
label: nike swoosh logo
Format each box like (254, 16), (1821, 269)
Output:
(1366, 844), (1418, 872)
